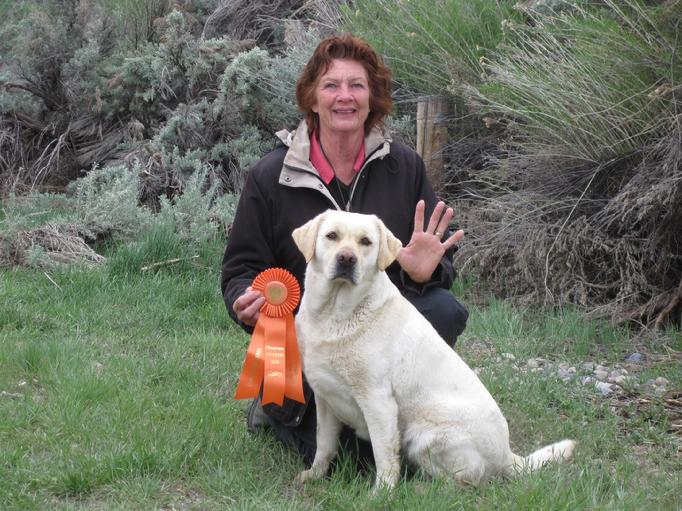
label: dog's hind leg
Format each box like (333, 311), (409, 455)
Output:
(295, 397), (343, 483)
(412, 438), (488, 487)
(449, 449), (487, 486)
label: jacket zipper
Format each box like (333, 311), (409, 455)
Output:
(344, 144), (386, 212)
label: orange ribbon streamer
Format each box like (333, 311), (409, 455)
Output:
(234, 268), (305, 406)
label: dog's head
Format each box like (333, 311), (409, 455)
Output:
(292, 210), (402, 285)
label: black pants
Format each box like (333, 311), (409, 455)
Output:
(259, 288), (468, 467)
(401, 287), (469, 348)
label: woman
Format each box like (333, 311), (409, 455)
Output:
(221, 34), (468, 465)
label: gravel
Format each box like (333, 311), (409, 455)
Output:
(519, 352), (673, 398)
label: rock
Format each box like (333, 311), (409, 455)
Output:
(581, 376), (594, 386)
(527, 358), (547, 368)
(625, 352), (644, 364)
(557, 369), (574, 381)
(594, 369), (609, 381)
(611, 375), (628, 386)
(595, 381), (615, 396)
(654, 377), (670, 387)
(654, 386), (667, 396)
(582, 362), (595, 371)
(608, 369), (628, 382)
(501, 353), (516, 361)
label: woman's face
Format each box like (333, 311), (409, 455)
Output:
(312, 59), (370, 140)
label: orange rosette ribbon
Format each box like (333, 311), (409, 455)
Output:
(234, 268), (305, 406)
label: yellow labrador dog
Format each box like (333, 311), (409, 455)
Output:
(292, 210), (575, 489)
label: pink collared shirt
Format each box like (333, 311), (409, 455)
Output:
(309, 132), (366, 185)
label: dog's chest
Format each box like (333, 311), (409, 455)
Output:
(303, 346), (370, 438)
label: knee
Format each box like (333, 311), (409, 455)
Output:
(446, 292), (469, 338)
(434, 290), (469, 344)
(410, 288), (469, 347)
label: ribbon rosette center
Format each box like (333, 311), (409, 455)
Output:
(264, 281), (287, 306)
(234, 268), (305, 406)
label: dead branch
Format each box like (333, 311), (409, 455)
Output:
(140, 255), (199, 271)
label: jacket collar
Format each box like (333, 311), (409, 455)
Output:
(277, 120), (392, 183)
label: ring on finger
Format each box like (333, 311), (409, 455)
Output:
(435, 230), (442, 237)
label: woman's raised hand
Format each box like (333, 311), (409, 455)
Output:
(397, 200), (465, 283)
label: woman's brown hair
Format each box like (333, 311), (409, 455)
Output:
(296, 34), (392, 136)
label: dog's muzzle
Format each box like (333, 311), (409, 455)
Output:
(331, 249), (357, 283)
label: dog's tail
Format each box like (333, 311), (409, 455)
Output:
(505, 439), (576, 476)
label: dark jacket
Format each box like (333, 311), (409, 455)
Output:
(220, 121), (456, 424)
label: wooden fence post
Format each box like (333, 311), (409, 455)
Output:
(416, 95), (448, 192)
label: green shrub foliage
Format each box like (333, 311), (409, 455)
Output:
(0, 1), (315, 269)
(1, 2), (311, 196)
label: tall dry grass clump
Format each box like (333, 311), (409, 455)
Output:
(348, 0), (681, 327)
(344, 0), (518, 93)
(460, 1), (681, 327)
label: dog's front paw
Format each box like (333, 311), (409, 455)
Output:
(371, 479), (396, 496)
(295, 467), (323, 485)
(372, 464), (399, 493)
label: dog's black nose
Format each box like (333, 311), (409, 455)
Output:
(336, 250), (357, 267)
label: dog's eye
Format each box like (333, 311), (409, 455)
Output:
(326, 231), (338, 241)
(360, 236), (372, 246)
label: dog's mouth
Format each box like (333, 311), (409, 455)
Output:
(330, 265), (357, 285)
(329, 250), (358, 284)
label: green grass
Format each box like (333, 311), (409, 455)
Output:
(1, 259), (680, 510)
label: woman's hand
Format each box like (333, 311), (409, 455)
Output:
(397, 200), (465, 283)
(232, 287), (266, 327)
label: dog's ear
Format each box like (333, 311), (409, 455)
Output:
(292, 212), (325, 262)
(376, 216), (403, 271)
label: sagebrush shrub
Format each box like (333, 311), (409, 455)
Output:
(100, 10), (234, 123)
(219, 46), (300, 133)
(66, 163), (154, 241)
(158, 164), (220, 246)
